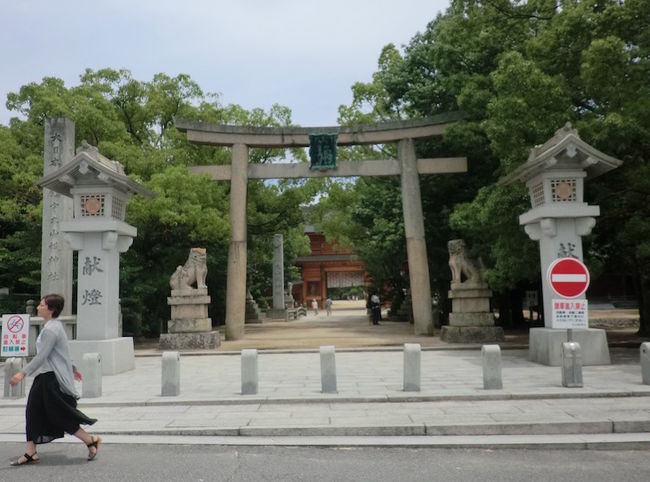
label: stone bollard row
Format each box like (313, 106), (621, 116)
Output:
(156, 342), (650, 398)
(241, 349), (258, 395)
(562, 342), (583, 388)
(3, 358), (25, 399)
(641, 342), (650, 385)
(320, 345), (337, 393)
(162, 351), (181, 396)
(82, 353), (102, 398)
(482, 345), (503, 390)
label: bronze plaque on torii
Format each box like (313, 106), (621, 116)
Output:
(309, 133), (338, 170)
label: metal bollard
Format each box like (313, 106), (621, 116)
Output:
(320, 345), (337, 393)
(161, 351), (181, 396)
(81, 352), (102, 398)
(241, 349), (258, 395)
(3, 358), (25, 398)
(403, 343), (421, 392)
(561, 342), (583, 388)
(641, 342), (650, 385)
(482, 344), (503, 390)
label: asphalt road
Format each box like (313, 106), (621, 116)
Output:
(1, 442), (648, 481)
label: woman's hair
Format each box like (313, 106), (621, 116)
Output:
(42, 293), (65, 318)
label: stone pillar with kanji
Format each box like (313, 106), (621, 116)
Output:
(38, 139), (153, 374)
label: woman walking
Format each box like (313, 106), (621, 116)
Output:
(9, 293), (101, 466)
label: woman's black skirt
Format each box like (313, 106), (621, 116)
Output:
(26, 371), (97, 444)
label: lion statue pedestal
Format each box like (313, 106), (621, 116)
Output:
(441, 240), (504, 343)
(159, 248), (220, 350)
(245, 290), (264, 324)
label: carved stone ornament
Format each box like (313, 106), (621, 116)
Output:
(447, 239), (483, 286)
(169, 248), (208, 291)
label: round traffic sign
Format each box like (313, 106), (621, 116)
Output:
(547, 257), (590, 298)
(6, 315), (24, 333)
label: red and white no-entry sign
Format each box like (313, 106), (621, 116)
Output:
(547, 257), (590, 298)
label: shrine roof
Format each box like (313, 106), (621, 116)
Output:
(37, 141), (154, 198)
(500, 124), (623, 185)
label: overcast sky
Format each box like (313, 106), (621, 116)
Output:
(0, 0), (449, 128)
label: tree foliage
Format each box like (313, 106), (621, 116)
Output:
(320, 0), (650, 332)
(1, 69), (310, 335)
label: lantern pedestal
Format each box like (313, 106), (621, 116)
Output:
(69, 338), (135, 375)
(529, 328), (610, 366)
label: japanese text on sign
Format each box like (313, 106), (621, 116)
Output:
(1, 314), (30, 357)
(551, 299), (588, 329)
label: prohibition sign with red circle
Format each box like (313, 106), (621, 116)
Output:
(5, 315), (25, 333)
(547, 257), (590, 299)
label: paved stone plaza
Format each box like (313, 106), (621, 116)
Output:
(1, 304), (649, 449)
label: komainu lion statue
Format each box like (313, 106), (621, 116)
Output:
(448, 239), (483, 286)
(170, 248), (208, 290)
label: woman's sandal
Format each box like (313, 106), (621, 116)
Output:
(10, 452), (39, 466)
(87, 435), (102, 461)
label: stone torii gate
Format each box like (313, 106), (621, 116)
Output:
(175, 115), (467, 340)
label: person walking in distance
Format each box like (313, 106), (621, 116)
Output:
(370, 292), (381, 325)
(9, 294), (102, 466)
(325, 297), (332, 316)
(311, 299), (319, 316)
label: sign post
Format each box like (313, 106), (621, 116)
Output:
(547, 258), (590, 341)
(1, 314), (30, 357)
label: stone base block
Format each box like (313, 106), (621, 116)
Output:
(171, 288), (208, 297)
(451, 297), (491, 313)
(449, 286), (492, 298)
(167, 318), (212, 333)
(268, 308), (287, 320)
(245, 303), (264, 323)
(441, 326), (505, 343)
(69, 337), (134, 375)
(167, 295), (211, 305)
(449, 312), (495, 326)
(170, 303), (209, 320)
(529, 328), (610, 366)
(245, 317), (264, 324)
(159, 331), (221, 350)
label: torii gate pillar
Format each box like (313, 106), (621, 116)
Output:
(225, 143), (249, 340)
(399, 139), (433, 334)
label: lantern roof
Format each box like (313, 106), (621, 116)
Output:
(38, 141), (153, 198)
(499, 124), (623, 185)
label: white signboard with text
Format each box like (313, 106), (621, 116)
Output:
(551, 299), (588, 329)
(1, 313), (30, 357)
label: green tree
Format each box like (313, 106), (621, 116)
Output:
(2, 69), (312, 335)
(121, 166), (230, 336)
(0, 125), (43, 304)
(326, 0), (650, 333)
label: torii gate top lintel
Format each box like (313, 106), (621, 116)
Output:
(174, 112), (464, 148)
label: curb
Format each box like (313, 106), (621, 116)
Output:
(1, 433), (649, 450)
(1, 419), (644, 438)
(2, 389), (650, 409)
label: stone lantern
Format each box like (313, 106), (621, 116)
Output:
(38, 141), (153, 374)
(501, 124), (622, 365)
